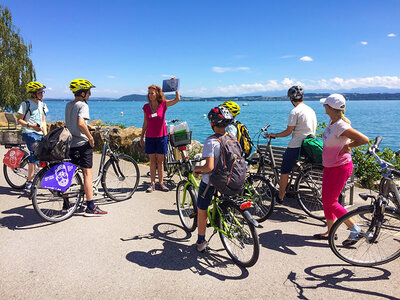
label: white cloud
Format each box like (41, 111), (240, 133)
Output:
(281, 55), (296, 59)
(300, 56), (313, 62)
(107, 75), (116, 79)
(361, 41), (368, 45)
(212, 66), (250, 73)
(388, 33), (396, 37)
(161, 74), (174, 78)
(188, 75), (400, 96)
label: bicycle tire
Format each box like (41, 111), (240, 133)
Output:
(176, 180), (198, 232)
(31, 166), (83, 222)
(295, 164), (325, 220)
(243, 174), (275, 222)
(219, 201), (260, 267)
(164, 143), (177, 178)
(3, 153), (29, 189)
(329, 205), (400, 266)
(102, 154), (140, 201)
(379, 176), (400, 209)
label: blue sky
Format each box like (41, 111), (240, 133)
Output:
(2, 0), (400, 98)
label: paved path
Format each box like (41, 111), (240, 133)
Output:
(0, 145), (399, 299)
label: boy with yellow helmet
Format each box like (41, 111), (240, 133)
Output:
(65, 79), (107, 216)
(17, 81), (49, 192)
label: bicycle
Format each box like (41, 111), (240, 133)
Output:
(171, 154), (260, 268)
(30, 127), (140, 222)
(250, 124), (326, 220)
(3, 143), (43, 189)
(372, 137), (400, 209)
(164, 119), (188, 179)
(328, 192), (400, 266)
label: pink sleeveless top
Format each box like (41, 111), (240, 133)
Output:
(143, 101), (167, 138)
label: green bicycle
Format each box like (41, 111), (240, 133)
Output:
(170, 154), (260, 267)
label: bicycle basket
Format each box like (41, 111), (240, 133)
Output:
(169, 131), (192, 147)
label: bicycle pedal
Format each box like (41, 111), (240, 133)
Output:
(189, 212), (197, 219)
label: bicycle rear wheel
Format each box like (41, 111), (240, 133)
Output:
(219, 201), (260, 267)
(102, 154), (140, 201)
(31, 167), (83, 222)
(379, 175), (400, 209)
(244, 174), (275, 222)
(176, 180), (197, 232)
(295, 164), (325, 220)
(329, 205), (400, 266)
(3, 154), (29, 189)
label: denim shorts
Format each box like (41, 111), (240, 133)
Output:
(145, 136), (168, 154)
(196, 181), (215, 210)
(22, 132), (43, 163)
(281, 147), (301, 174)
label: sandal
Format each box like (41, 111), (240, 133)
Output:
(158, 183), (169, 192)
(146, 183), (155, 193)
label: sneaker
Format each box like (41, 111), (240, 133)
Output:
(146, 183), (155, 193)
(84, 206), (107, 217)
(196, 240), (208, 252)
(158, 183), (169, 192)
(25, 181), (32, 193)
(342, 230), (363, 247)
(275, 194), (283, 204)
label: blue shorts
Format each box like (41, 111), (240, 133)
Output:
(145, 136), (168, 154)
(197, 181), (215, 210)
(22, 132), (42, 163)
(281, 147), (301, 174)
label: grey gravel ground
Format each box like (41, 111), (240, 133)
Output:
(0, 145), (399, 300)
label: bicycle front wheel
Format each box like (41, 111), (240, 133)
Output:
(3, 154), (29, 189)
(244, 174), (275, 222)
(379, 175), (400, 209)
(295, 164), (325, 220)
(329, 205), (400, 266)
(102, 154), (140, 201)
(31, 167), (83, 222)
(219, 201), (260, 267)
(176, 180), (198, 232)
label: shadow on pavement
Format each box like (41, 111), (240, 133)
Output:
(0, 185), (26, 197)
(268, 204), (326, 228)
(122, 222), (249, 281)
(285, 264), (395, 299)
(259, 229), (329, 255)
(158, 209), (178, 216)
(1, 204), (52, 230)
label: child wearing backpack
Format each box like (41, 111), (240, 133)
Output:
(220, 101), (253, 158)
(193, 106), (246, 252)
(17, 81), (49, 193)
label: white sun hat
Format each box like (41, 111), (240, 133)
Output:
(320, 94), (346, 110)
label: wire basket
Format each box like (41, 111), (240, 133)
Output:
(169, 131), (192, 147)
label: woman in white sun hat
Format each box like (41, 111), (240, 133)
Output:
(314, 94), (369, 245)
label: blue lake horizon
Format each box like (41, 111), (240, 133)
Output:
(46, 100), (400, 150)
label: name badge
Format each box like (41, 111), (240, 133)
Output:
(151, 113), (157, 118)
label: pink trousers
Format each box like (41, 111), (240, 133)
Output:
(322, 161), (353, 220)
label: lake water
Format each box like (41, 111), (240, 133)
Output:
(46, 100), (400, 150)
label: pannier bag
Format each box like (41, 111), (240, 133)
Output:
(208, 133), (246, 195)
(234, 120), (253, 158)
(34, 127), (72, 162)
(300, 134), (323, 164)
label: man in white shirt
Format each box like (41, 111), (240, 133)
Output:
(266, 85), (317, 203)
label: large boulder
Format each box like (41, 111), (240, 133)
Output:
(47, 121), (65, 132)
(0, 112), (10, 127)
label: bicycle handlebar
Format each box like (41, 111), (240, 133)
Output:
(166, 119), (182, 124)
(367, 136), (394, 170)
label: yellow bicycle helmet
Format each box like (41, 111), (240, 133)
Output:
(69, 79), (96, 93)
(26, 81), (46, 93)
(221, 101), (240, 117)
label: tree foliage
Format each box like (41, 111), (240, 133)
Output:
(0, 5), (35, 111)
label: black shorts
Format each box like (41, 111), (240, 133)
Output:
(70, 143), (93, 169)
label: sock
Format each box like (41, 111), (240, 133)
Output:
(197, 234), (205, 244)
(350, 224), (361, 233)
(87, 200), (95, 210)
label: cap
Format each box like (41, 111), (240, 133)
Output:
(320, 94), (346, 110)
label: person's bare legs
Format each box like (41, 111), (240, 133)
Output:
(27, 163), (35, 182)
(197, 209), (207, 236)
(82, 167), (93, 201)
(148, 153), (157, 185)
(156, 154), (165, 185)
(279, 173), (289, 200)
